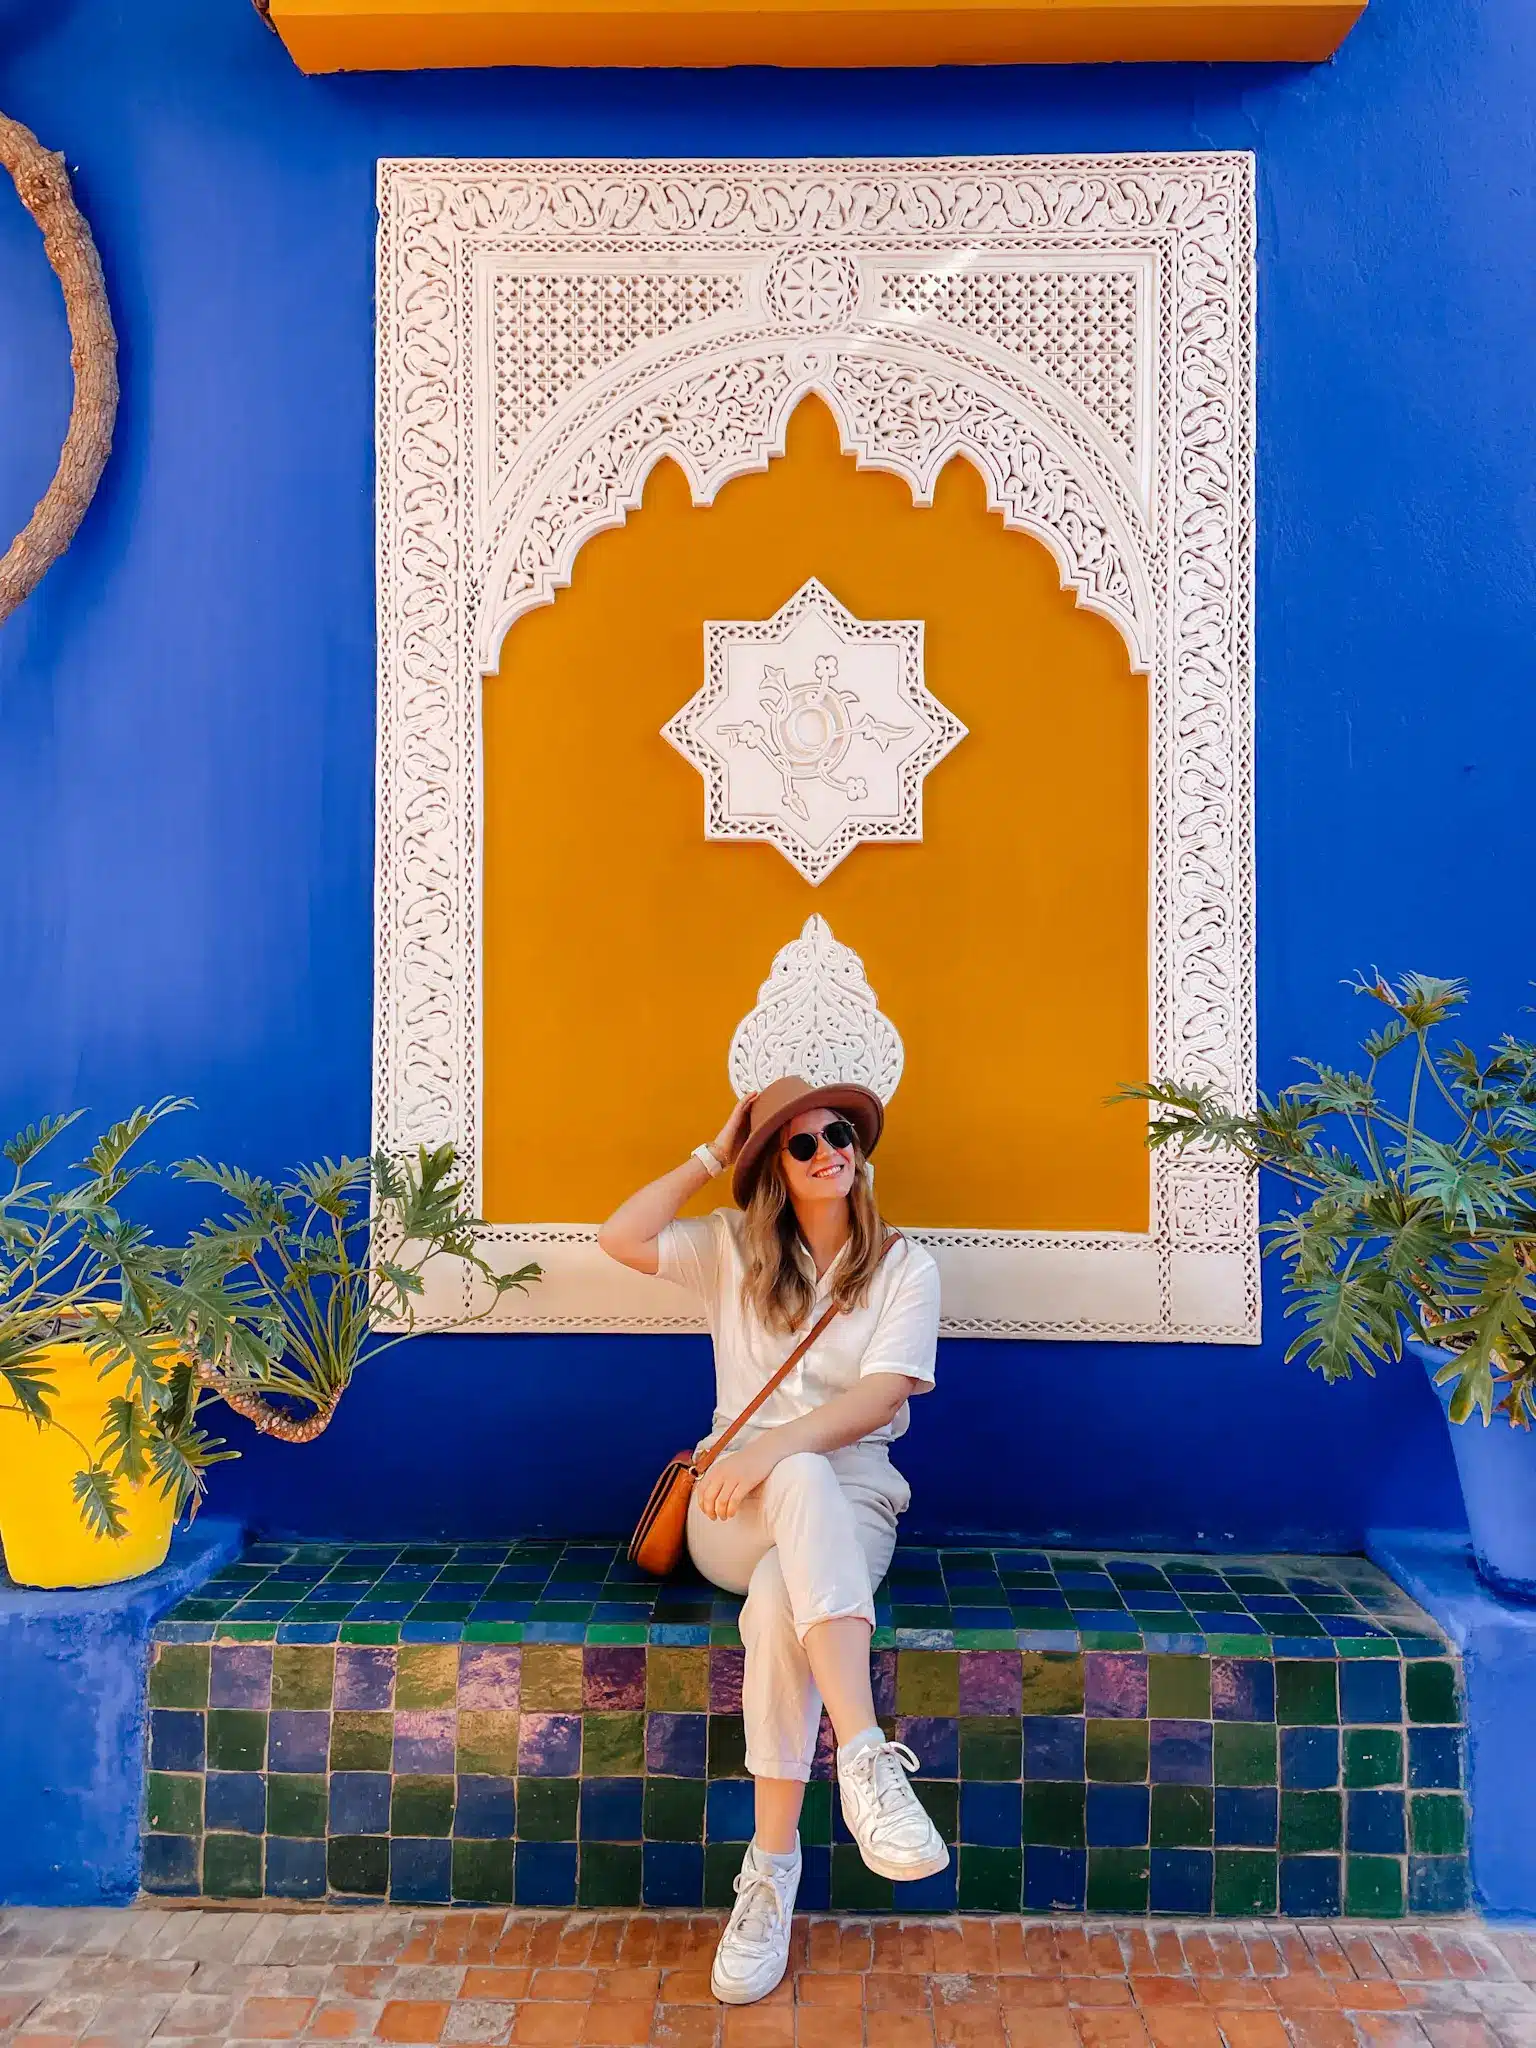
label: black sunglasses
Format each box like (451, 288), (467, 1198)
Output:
(783, 1119), (856, 1163)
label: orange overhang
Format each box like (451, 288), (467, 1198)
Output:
(266, 0), (1368, 72)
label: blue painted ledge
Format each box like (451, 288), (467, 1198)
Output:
(0, 1519), (242, 1906)
(1370, 1528), (1536, 1921)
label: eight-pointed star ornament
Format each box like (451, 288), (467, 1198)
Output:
(662, 577), (967, 885)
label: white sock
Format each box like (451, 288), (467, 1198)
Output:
(836, 1726), (884, 1766)
(750, 1836), (800, 1870)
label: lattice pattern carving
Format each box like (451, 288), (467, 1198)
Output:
(375, 154), (1258, 1342)
(729, 915), (905, 1102)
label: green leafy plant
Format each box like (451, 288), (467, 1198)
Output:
(1119, 974), (1536, 1425)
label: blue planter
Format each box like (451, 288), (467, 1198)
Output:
(1416, 1340), (1536, 1602)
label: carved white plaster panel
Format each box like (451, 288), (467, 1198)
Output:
(729, 916), (905, 1102)
(664, 578), (966, 884)
(375, 155), (1258, 1342)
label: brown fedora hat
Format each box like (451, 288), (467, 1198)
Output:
(731, 1075), (885, 1207)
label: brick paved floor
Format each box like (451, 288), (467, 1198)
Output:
(4, 1910), (1536, 2048)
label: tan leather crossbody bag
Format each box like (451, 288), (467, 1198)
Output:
(628, 1231), (902, 1577)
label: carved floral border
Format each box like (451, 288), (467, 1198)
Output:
(375, 155), (1258, 1342)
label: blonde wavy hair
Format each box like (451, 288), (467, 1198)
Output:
(739, 1135), (887, 1335)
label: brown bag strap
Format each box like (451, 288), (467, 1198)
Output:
(693, 1231), (903, 1475)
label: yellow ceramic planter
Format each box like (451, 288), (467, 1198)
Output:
(0, 1339), (177, 1589)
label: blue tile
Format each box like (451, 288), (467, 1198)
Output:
(902, 1860), (959, 1911)
(581, 1778), (643, 1842)
(149, 1709), (205, 1773)
(266, 1837), (326, 1900)
(1215, 1788), (1277, 1848)
(1024, 1717), (1085, 1780)
(1142, 1634), (1209, 1656)
(1347, 1790), (1406, 1854)
(205, 1771), (266, 1835)
(1017, 1630), (1081, 1653)
(896, 1717), (959, 1777)
(706, 1779), (756, 1843)
(647, 1624), (711, 1646)
(391, 1837), (453, 1903)
(1086, 1785), (1149, 1848)
(268, 1710), (330, 1774)
(798, 1844), (831, 1911)
(456, 1777), (518, 1840)
(1272, 1638), (1337, 1660)
(1339, 1660), (1403, 1726)
(645, 1713), (707, 1778)
(329, 1772), (391, 1836)
(1281, 1727), (1339, 1789)
(275, 1623), (340, 1644)
(141, 1833), (199, 1895)
(1024, 1846), (1086, 1912)
(1408, 1855), (1471, 1914)
(961, 1783), (1022, 1847)
(1150, 1849), (1212, 1914)
(522, 1622), (586, 1644)
(643, 1841), (704, 1907)
(1408, 1728), (1464, 1790)
(1280, 1854), (1341, 1917)
(1212, 1660), (1275, 1721)
(1150, 1721), (1212, 1785)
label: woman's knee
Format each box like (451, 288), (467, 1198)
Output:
(763, 1450), (837, 1504)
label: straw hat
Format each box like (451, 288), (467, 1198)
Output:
(730, 1074), (885, 1207)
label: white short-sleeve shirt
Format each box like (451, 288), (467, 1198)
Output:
(657, 1209), (939, 1449)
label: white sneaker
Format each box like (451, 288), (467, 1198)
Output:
(837, 1736), (950, 1882)
(710, 1839), (800, 2005)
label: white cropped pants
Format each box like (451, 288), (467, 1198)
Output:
(686, 1441), (909, 1782)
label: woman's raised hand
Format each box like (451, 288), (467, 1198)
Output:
(711, 1092), (758, 1167)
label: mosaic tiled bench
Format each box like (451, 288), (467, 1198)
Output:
(142, 1541), (1471, 1917)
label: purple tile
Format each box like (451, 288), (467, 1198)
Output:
(709, 1648), (745, 1715)
(393, 1709), (456, 1774)
(1084, 1652), (1148, 1719)
(335, 1645), (396, 1711)
(459, 1644), (521, 1710)
(268, 1709), (330, 1773)
(958, 1651), (1023, 1716)
(871, 1649), (898, 1719)
(583, 1646), (646, 1712)
(1150, 1719), (1214, 1784)
(1212, 1658), (1276, 1722)
(811, 1711), (837, 1781)
(644, 1712), (707, 1778)
(897, 1716), (959, 1777)
(209, 1643), (272, 1709)
(518, 1712), (583, 1777)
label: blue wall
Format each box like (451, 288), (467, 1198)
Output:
(1, 0), (1530, 1547)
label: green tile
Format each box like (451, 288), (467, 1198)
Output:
(215, 1622), (276, 1642)
(266, 1774), (327, 1838)
(644, 1778), (706, 1842)
(705, 1716), (747, 1782)
(328, 1835), (389, 1897)
(149, 1644), (210, 1709)
(954, 1629), (1019, 1649)
(1214, 1848), (1277, 1916)
(958, 1845), (1023, 1912)
(1276, 1660), (1339, 1725)
(340, 1623), (401, 1645)
(463, 1623), (525, 1644)
(1344, 1728), (1403, 1788)
(1148, 1655), (1210, 1720)
(799, 1781), (832, 1847)
(1086, 1719), (1149, 1783)
(960, 1717), (1022, 1781)
(1020, 1652), (1084, 1715)
(206, 1709), (267, 1772)
(1087, 1847), (1150, 1913)
(915, 1779), (959, 1839)
(456, 1710), (520, 1776)
(271, 1645), (335, 1709)
(1213, 1722), (1276, 1786)
(146, 1772), (203, 1836)
(1080, 1631), (1143, 1652)
(896, 1651), (959, 1716)
(1151, 1785), (1212, 1848)
(1023, 1782), (1085, 1848)
(1410, 1794), (1467, 1856)
(705, 1841), (744, 1907)
(1280, 1790), (1342, 1852)
(330, 1711), (393, 1771)
(395, 1643), (459, 1708)
(392, 1775), (455, 1837)
(585, 1712), (646, 1778)
(202, 1832), (262, 1899)
(831, 1842), (894, 1910)
(454, 1840), (516, 1904)
(1406, 1661), (1460, 1724)
(1338, 1637), (1397, 1660)
(517, 1778), (578, 1841)
(1345, 1854), (1404, 1917)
